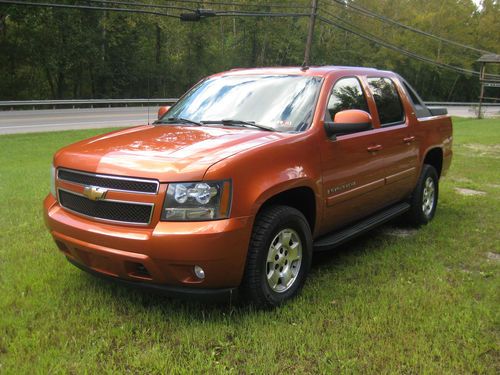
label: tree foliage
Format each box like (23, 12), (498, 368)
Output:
(0, 0), (498, 101)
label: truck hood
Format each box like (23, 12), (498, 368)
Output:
(55, 124), (281, 181)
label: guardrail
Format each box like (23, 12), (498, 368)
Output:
(0, 98), (178, 110)
(0, 99), (498, 110)
(425, 101), (499, 106)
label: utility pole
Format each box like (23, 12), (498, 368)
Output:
(303, 0), (319, 67)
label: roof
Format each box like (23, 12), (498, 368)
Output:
(220, 65), (383, 77)
(477, 54), (500, 63)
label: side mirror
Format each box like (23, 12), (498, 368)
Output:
(324, 109), (373, 139)
(157, 105), (171, 119)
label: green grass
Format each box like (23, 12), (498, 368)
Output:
(1, 118), (499, 374)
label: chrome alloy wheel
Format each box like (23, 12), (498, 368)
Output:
(422, 176), (435, 217)
(266, 228), (303, 293)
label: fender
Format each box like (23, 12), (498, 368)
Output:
(251, 178), (321, 227)
(414, 116), (452, 178)
(203, 132), (323, 230)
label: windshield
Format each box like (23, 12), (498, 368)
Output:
(162, 75), (322, 132)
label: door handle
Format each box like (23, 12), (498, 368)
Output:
(403, 136), (416, 143)
(367, 144), (383, 152)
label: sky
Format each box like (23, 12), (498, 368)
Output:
(472, 0), (483, 9)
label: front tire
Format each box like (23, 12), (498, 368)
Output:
(241, 205), (312, 307)
(406, 164), (439, 226)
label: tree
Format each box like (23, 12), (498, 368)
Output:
(0, 0), (498, 101)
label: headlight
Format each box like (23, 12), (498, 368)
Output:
(161, 180), (232, 221)
(50, 165), (56, 197)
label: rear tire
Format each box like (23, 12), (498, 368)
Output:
(241, 205), (312, 308)
(406, 164), (439, 226)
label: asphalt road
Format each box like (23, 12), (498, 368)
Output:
(439, 105), (499, 118)
(0, 106), (160, 135)
(0, 105), (498, 135)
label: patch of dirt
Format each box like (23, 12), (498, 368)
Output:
(451, 177), (473, 183)
(382, 227), (418, 238)
(462, 143), (500, 158)
(485, 252), (500, 262)
(447, 266), (473, 274)
(454, 187), (487, 196)
(486, 184), (500, 189)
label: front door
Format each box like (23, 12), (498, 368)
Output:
(319, 77), (391, 235)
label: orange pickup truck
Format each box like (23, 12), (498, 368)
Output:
(44, 66), (453, 307)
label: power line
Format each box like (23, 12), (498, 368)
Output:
(321, 8), (498, 79)
(214, 10), (310, 17)
(1, 0), (493, 78)
(84, 0), (194, 12)
(330, 0), (493, 55)
(319, 12), (481, 76)
(159, 0), (311, 9)
(0, 0), (181, 18)
(85, 0), (309, 12)
(85, 0), (311, 15)
(0, 0), (311, 19)
(317, 13), (482, 77)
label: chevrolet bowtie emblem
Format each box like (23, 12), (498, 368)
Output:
(83, 186), (108, 201)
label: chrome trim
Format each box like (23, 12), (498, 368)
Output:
(57, 188), (154, 226)
(57, 168), (160, 195)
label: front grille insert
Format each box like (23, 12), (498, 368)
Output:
(58, 189), (153, 225)
(58, 168), (159, 194)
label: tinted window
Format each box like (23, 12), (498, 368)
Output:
(327, 77), (369, 120)
(367, 78), (405, 125)
(403, 81), (421, 105)
(402, 80), (432, 118)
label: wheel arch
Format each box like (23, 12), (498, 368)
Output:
(254, 185), (318, 234)
(423, 147), (444, 178)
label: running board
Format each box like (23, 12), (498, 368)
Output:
(313, 202), (411, 252)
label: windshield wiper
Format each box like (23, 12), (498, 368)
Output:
(201, 119), (275, 132)
(154, 117), (203, 126)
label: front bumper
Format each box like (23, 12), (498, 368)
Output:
(67, 258), (237, 300)
(44, 194), (253, 291)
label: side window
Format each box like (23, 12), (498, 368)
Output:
(327, 77), (370, 120)
(403, 81), (422, 105)
(367, 77), (405, 126)
(402, 80), (432, 118)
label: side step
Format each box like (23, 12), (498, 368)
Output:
(313, 202), (411, 252)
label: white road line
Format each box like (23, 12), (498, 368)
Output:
(0, 114), (147, 122)
(0, 119), (148, 130)
(0, 107), (157, 117)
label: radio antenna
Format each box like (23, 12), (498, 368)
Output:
(147, 71), (151, 125)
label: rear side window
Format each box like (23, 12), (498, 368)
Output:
(401, 80), (432, 118)
(327, 77), (370, 120)
(403, 82), (421, 105)
(367, 78), (405, 126)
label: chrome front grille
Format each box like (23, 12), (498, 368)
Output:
(58, 189), (153, 225)
(56, 168), (158, 225)
(57, 168), (159, 194)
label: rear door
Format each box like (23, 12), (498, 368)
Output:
(364, 76), (419, 203)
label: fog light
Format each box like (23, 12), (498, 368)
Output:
(194, 265), (205, 279)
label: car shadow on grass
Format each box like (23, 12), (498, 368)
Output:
(311, 218), (415, 269)
(67, 214), (449, 320)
